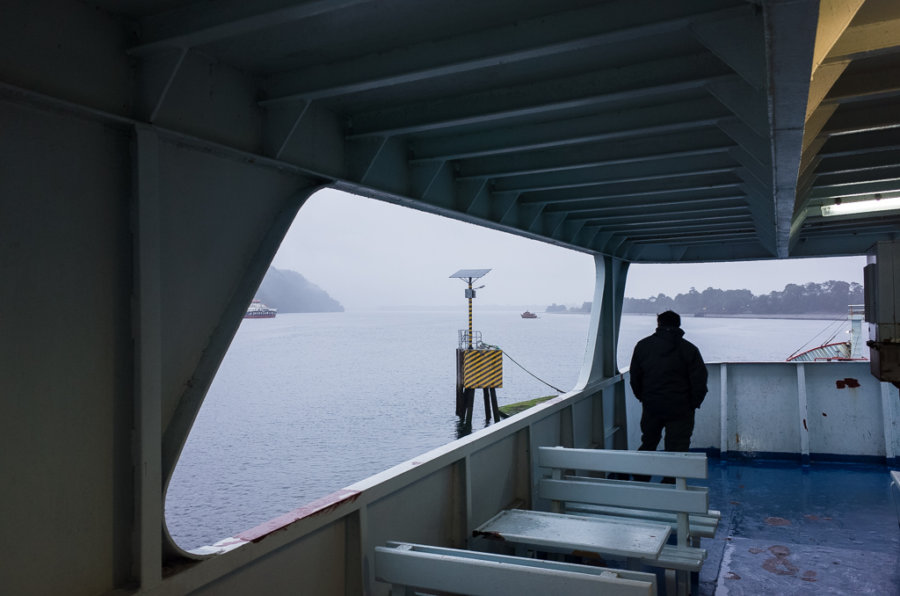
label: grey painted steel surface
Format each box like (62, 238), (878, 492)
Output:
(6, 0), (900, 267)
(866, 241), (900, 383)
(628, 361), (900, 461)
(4, 1), (900, 595)
(375, 543), (656, 596)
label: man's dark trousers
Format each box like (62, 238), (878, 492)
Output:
(632, 409), (695, 482)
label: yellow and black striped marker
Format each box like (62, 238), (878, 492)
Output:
(462, 349), (502, 388)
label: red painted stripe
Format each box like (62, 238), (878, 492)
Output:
(235, 489), (362, 543)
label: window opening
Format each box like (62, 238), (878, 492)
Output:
(165, 189), (594, 552)
(619, 259), (866, 368)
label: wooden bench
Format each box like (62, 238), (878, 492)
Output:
(537, 446), (717, 595)
(375, 541), (658, 595)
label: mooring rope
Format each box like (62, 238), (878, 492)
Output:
(478, 342), (566, 393)
(785, 316), (847, 360)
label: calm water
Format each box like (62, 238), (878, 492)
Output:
(165, 310), (851, 550)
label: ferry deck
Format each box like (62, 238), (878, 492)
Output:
(3, 1), (900, 594)
(697, 458), (899, 594)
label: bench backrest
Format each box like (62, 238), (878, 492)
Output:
(538, 446), (708, 479)
(375, 542), (656, 596)
(537, 446), (709, 548)
(539, 477), (708, 515)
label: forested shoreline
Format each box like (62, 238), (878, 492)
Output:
(548, 280), (863, 316)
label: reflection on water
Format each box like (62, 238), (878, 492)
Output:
(456, 420), (473, 440)
(166, 310), (847, 549)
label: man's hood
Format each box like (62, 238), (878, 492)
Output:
(654, 326), (685, 342)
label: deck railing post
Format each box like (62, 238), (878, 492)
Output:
(797, 364), (810, 465)
(882, 383), (897, 465)
(719, 364), (728, 457)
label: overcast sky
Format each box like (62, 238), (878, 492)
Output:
(271, 189), (867, 311)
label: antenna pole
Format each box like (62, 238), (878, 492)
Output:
(467, 278), (474, 349)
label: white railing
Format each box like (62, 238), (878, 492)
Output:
(161, 361), (898, 595)
(627, 361), (899, 462)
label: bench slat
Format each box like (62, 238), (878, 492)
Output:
(539, 446), (708, 479)
(384, 541), (658, 590)
(560, 487), (721, 519)
(540, 477), (709, 515)
(564, 504), (718, 538)
(642, 545), (706, 572)
(375, 543), (655, 596)
(563, 496), (720, 522)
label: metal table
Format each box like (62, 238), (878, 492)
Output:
(474, 509), (671, 561)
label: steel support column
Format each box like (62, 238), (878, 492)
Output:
(134, 126), (163, 589)
(576, 254), (629, 448)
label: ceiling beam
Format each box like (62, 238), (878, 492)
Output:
(630, 231), (758, 244)
(409, 98), (729, 162)
(456, 129), (734, 179)
(821, 101), (900, 137)
(346, 54), (734, 137)
(262, 1), (754, 104)
(524, 181), (743, 208)
(817, 127), (900, 157)
(808, 177), (900, 200)
(544, 196), (747, 218)
(826, 0), (900, 61)
(567, 204), (747, 222)
(765, 0), (820, 258)
(814, 150), (900, 176)
(811, 0), (865, 73)
(585, 216), (751, 233)
(491, 158), (738, 194)
(805, 60), (850, 119)
(802, 103), (839, 151)
(824, 63), (900, 106)
(130, 0), (372, 55)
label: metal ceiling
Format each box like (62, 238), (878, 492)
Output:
(95, 0), (900, 263)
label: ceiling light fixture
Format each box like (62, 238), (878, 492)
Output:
(820, 194), (900, 216)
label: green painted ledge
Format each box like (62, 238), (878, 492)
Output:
(499, 395), (555, 416)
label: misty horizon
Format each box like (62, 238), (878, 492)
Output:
(271, 189), (867, 311)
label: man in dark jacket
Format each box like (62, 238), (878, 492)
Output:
(630, 310), (708, 456)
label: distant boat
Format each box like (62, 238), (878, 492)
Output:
(521, 311), (538, 319)
(245, 299), (277, 319)
(786, 305), (866, 362)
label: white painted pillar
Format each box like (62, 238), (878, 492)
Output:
(882, 383), (897, 461)
(796, 364), (810, 462)
(574, 256), (629, 449)
(719, 364), (728, 455)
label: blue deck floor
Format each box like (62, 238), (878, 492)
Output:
(696, 459), (900, 595)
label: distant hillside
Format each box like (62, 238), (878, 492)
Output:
(548, 281), (863, 316)
(256, 267), (344, 313)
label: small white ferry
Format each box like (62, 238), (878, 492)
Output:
(244, 299), (277, 319)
